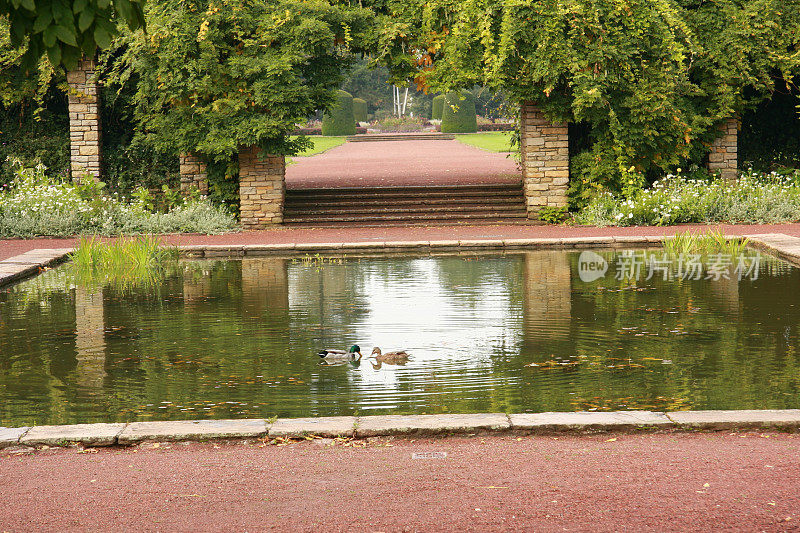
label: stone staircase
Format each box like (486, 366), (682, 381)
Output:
(283, 183), (532, 227)
(346, 133), (455, 142)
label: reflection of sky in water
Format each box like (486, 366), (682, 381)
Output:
(288, 257), (523, 408)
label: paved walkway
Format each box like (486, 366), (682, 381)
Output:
(285, 139), (520, 188)
(2, 432), (798, 531)
(4, 222), (800, 261)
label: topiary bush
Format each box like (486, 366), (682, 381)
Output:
(431, 94), (445, 120)
(352, 97), (368, 123)
(440, 91), (477, 133)
(322, 90), (356, 136)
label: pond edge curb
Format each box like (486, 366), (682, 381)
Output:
(4, 409), (800, 449)
(4, 232), (800, 289)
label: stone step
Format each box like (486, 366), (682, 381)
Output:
(281, 219), (541, 228)
(346, 133), (455, 142)
(284, 182), (529, 227)
(284, 205), (528, 216)
(283, 211), (530, 224)
(285, 194), (525, 208)
(286, 183), (522, 196)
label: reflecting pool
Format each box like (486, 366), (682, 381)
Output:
(1, 250), (799, 426)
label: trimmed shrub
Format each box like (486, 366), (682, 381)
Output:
(431, 94), (445, 120)
(322, 90), (356, 136)
(441, 91), (478, 133)
(352, 98), (368, 123)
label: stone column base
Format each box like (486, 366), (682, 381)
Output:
(520, 102), (569, 218)
(179, 152), (209, 195)
(239, 146), (285, 229)
(708, 118), (738, 180)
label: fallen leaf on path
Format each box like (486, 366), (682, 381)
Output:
(606, 438), (617, 442)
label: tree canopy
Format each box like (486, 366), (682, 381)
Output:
(105, 0), (372, 160)
(373, 0), (800, 200)
(0, 0), (145, 68)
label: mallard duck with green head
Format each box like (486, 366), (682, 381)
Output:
(318, 345), (362, 362)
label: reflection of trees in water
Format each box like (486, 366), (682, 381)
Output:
(287, 258), (371, 350)
(3, 252), (800, 424)
(0, 271), (78, 425)
(537, 252), (800, 412)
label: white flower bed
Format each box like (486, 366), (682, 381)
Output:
(0, 161), (237, 238)
(575, 170), (800, 227)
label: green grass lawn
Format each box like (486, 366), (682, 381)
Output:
(455, 131), (515, 153)
(293, 136), (347, 157)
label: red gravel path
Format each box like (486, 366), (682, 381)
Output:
(2, 432), (799, 531)
(3, 222), (800, 262)
(285, 139), (520, 188)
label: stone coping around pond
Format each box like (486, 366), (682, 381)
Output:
(4, 409), (800, 448)
(0, 248), (73, 288)
(175, 233), (800, 265)
(3, 232), (800, 288)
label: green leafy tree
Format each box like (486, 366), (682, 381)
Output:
(105, 0), (372, 161)
(431, 93), (443, 119)
(340, 56), (391, 113)
(0, 0), (145, 68)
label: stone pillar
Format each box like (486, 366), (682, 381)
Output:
(519, 102), (569, 218)
(708, 118), (738, 180)
(239, 146), (285, 228)
(66, 58), (102, 182)
(179, 152), (209, 195)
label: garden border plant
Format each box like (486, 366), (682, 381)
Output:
(0, 158), (236, 239)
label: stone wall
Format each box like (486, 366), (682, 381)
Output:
(67, 59), (102, 182)
(519, 102), (569, 218)
(239, 146), (285, 229)
(708, 118), (738, 180)
(179, 152), (209, 195)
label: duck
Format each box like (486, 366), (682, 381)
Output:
(318, 344), (362, 362)
(369, 347), (410, 366)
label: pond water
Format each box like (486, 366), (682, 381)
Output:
(1, 250), (799, 426)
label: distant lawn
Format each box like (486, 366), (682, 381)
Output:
(455, 131), (515, 153)
(293, 136), (347, 157)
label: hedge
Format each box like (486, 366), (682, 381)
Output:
(431, 94), (445, 120)
(440, 91), (477, 133)
(322, 90), (356, 136)
(352, 98), (368, 122)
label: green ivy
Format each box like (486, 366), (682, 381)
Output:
(375, 0), (800, 201)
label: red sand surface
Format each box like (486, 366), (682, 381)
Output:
(285, 139), (520, 188)
(3, 222), (800, 262)
(1, 432), (799, 531)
